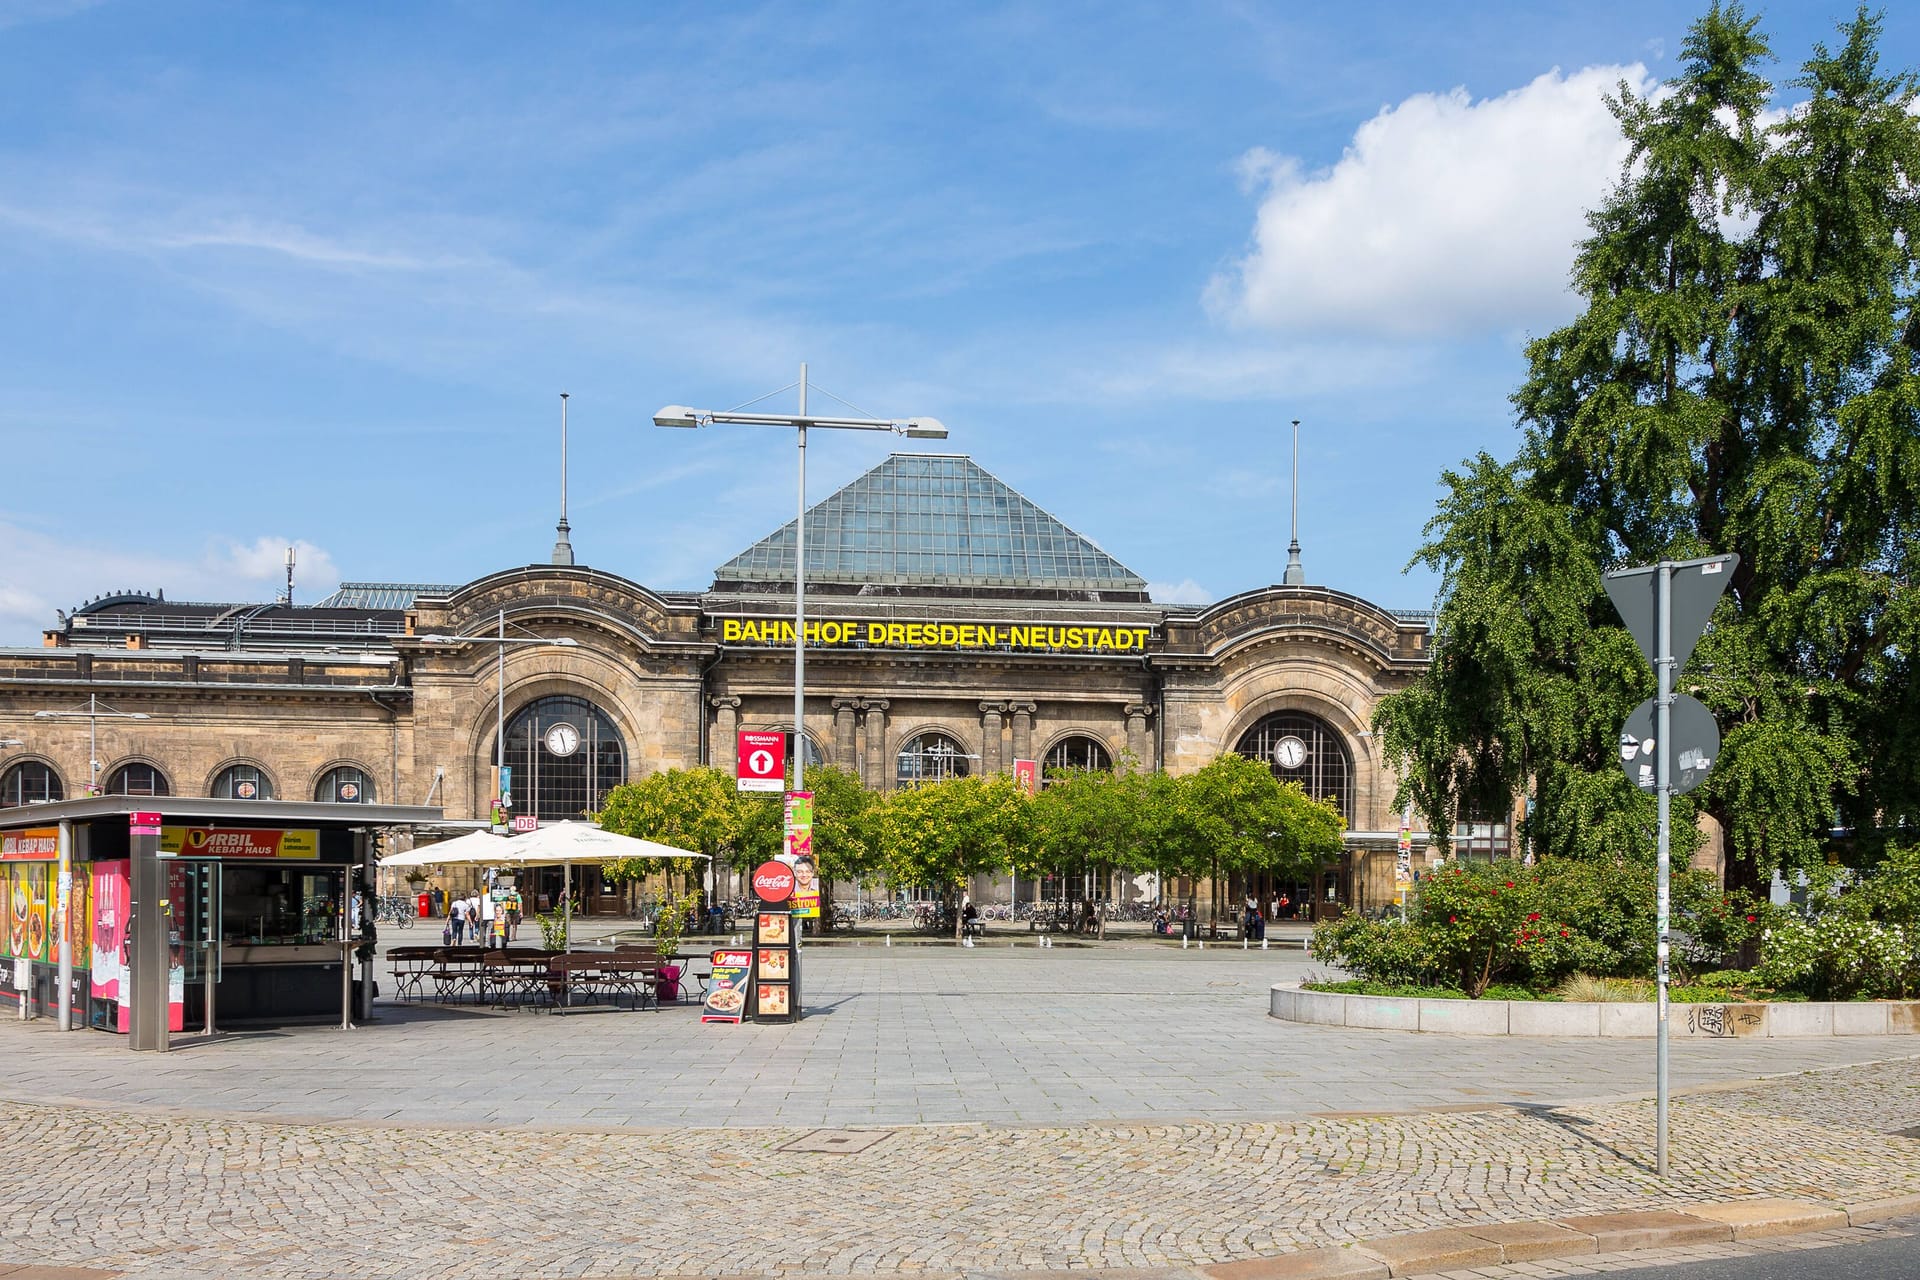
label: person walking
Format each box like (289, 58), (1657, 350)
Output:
(449, 898), (466, 945)
(480, 889), (498, 950)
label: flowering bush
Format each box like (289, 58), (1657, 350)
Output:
(1756, 914), (1914, 999)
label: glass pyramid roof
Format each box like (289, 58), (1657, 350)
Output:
(713, 454), (1146, 593)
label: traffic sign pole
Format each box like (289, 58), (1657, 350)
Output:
(1656, 561), (1672, 1177)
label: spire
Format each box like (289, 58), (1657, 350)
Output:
(551, 392), (576, 566)
(1282, 418), (1305, 586)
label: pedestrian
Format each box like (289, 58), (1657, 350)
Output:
(449, 899), (466, 946)
(1243, 891), (1259, 939)
(480, 889), (498, 950)
(505, 887), (522, 943)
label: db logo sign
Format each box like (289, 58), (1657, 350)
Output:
(751, 860), (796, 903)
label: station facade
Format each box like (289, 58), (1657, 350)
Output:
(1, 453), (1440, 917)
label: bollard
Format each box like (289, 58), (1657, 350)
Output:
(885, 933), (892, 948)
(1242, 937), (1248, 950)
(1261, 938), (1268, 951)
(1181, 936), (1188, 950)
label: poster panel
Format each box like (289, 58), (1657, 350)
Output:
(784, 791), (817, 918)
(164, 861), (187, 1031)
(755, 983), (790, 1018)
(5, 863), (52, 962)
(90, 860), (131, 1032)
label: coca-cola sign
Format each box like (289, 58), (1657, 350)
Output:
(751, 860), (795, 903)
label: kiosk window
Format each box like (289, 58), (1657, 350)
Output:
(222, 866), (343, 944)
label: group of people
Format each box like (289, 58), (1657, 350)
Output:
(441, 887), (523, 949)
(1148, 893), (1294, 938)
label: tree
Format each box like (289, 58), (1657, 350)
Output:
(1179, 754), (1346, 919)
(1026, 764), (1146, 905)
(875, 774), (1032, 935)
(731, 765), (877, 930)
(1378, 5), (1920, 892)
(597, 767), (736, 898)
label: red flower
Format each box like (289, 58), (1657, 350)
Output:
(1560, 929), (1570, 937)
(1448, 915), (1457, 923)
(1527, 912), (1541, 922)
(1504, 881), (1515, 889)
(1745, 914), (1756, 923)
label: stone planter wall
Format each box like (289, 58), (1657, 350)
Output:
(1270, 983), (1920, 1037)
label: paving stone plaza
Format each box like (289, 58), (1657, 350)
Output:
(2, 940), (1918, 1279)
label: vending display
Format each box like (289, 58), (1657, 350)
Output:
(752, 910), (798, 1022)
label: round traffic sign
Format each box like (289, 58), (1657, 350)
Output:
(1619, 694), (1720, 796)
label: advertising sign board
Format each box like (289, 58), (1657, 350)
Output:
(784, 791), (817, 918)
(736, 730), (786, 793)
(702, 948), (753, 1023)
(751, 861), (795, 904)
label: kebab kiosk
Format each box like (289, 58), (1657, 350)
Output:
(1, 796), (441, 1046)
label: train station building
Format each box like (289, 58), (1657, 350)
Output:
(1, 452), (1445, 920)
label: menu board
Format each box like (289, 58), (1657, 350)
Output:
(702, 948), (753, 1024)
(753, 910), (797, 1022)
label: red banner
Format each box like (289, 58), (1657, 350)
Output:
(0, 828), (58, 861)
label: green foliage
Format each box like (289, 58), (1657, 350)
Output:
(875, 774), (1032, 911)
(597, 767), (736, 885)
(646, 888), (702, 961)
(535, 902), (574, 951)
(1375, 6), (1920, 891)
(732, 765), (877, 923)
(1180, 752), (1346, 878)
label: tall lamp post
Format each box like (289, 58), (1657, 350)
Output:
(422, 612), (578, 829)
(653, 364), (947, 796)
(32, 696), (150, 1032)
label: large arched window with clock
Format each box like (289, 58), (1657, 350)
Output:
(1233, 712), (1353, 825)
(498, 695), (627, 821)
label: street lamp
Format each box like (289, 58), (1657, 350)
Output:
(653, 363), (947, 795)
(34, 695), (151, 797)
(422, 611), (579, 828)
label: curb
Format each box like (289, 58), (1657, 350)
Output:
(3, 1200), (1918, 1280)
(1187, 1196), (1920, 1280)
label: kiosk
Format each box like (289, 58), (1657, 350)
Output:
(1, 796), (442, 1045)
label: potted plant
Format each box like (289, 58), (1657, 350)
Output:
(649, 889), (700, 1002)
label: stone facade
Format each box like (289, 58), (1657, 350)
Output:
(2, 566), (1432, 910)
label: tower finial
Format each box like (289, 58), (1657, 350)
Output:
(552, 392), (576, 566)
(1283, 419), (1305, 586)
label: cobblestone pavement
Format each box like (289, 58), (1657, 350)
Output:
(2, 945), (1918, 1279)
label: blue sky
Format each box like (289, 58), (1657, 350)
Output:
(2, 1), (1914, 641)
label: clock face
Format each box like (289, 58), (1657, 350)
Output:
(1274, 735), (1308, 770)
(544, 722), (581, 757)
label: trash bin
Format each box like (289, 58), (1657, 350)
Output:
(1181, 917), (1197, 941)
(416, 891), (432, 918)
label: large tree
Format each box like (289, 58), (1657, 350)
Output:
(1377, 4), (1920, 891)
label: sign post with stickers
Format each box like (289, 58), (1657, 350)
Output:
(1602, 552), (1737, 1179)
(748, 859), (799, 1022)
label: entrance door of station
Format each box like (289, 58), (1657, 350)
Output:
(168, 859), (222, 1032)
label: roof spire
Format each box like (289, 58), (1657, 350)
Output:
(551, 392), (575, 566)
(1283, 418), (1305, 586)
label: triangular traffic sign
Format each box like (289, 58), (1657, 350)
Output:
(1602, 554), (1738, 675)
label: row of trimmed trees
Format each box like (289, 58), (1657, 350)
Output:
(595, 753), (1345, 932)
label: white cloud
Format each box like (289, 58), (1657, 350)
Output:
(1148, 579), (1212, 607)
(0, 524), (342, 645)
(1210, 64), (1655, 339)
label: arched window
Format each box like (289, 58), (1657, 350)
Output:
(316, 765), (373, 803)
(1234, 712), (1353, 824)
(107, 763), (170, 797)
(896, 732), (970, 787)
(1043, 735), (1111, 784)
(500, 695), (626, 821)
(783, 731), (827, 772)
(1, 761), (63, 808)
(212, 764), (275, 800)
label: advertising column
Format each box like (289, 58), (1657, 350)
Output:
(746, 859), (798, 1023)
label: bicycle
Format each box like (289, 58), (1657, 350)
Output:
(374, 894), (416, 928)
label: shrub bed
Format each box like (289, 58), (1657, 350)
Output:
(1312, 846), (1920, 1000)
